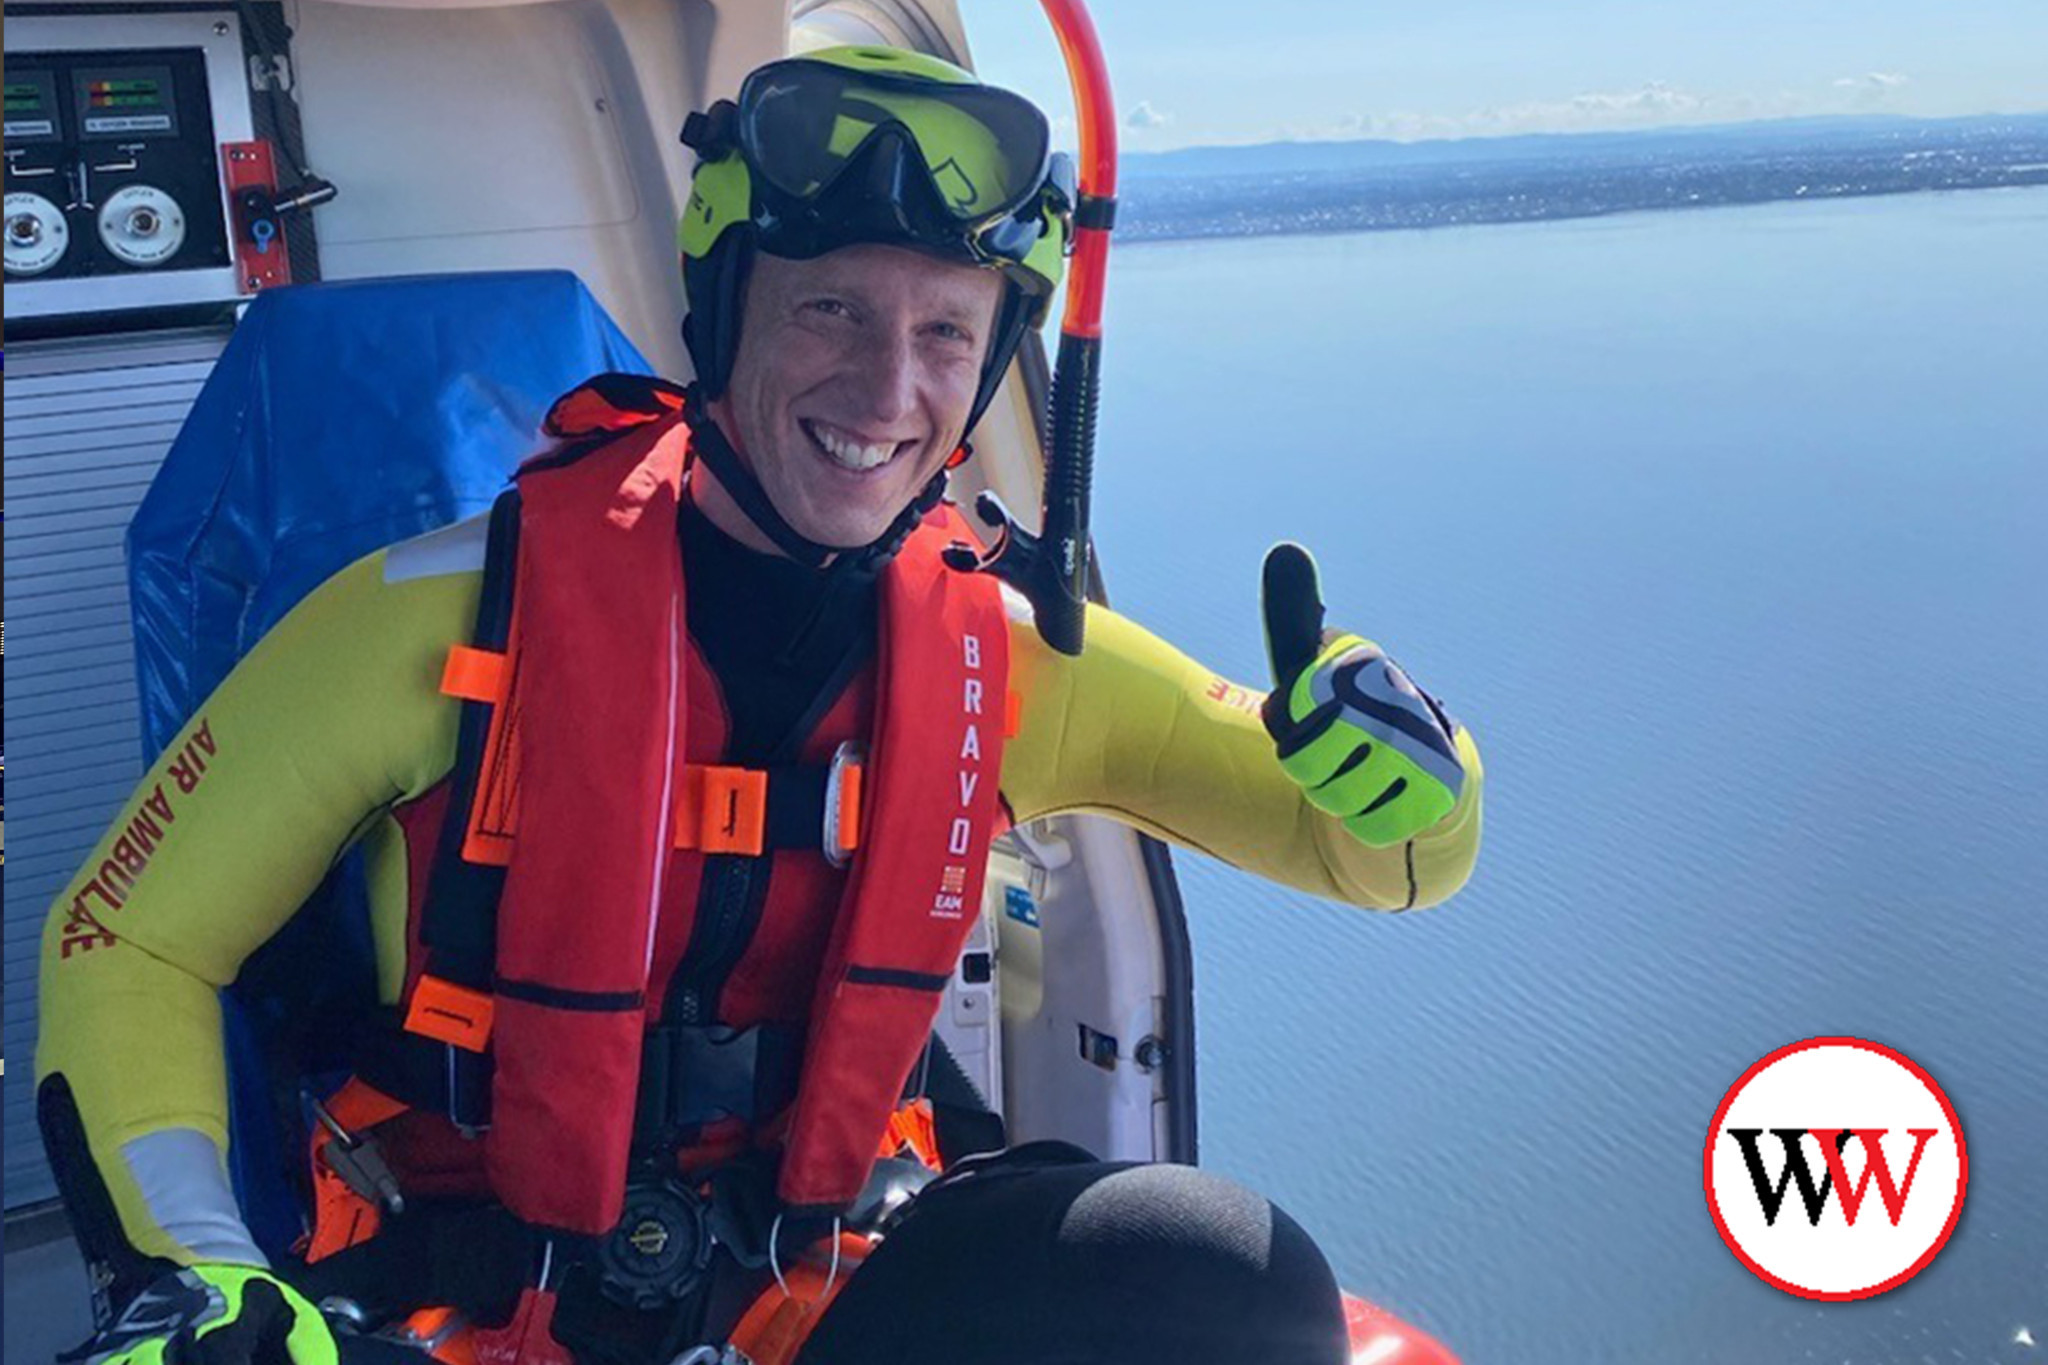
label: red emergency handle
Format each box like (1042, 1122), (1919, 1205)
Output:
(222, 139), (292, 292)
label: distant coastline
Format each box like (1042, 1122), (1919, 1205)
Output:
(1115, 114), (2048, 242)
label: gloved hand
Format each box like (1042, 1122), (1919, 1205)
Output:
(1261, 543), (1465, 848)
(75, 1265), (339, 1365)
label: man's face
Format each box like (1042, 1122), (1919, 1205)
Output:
(707, 242), (1005, 550)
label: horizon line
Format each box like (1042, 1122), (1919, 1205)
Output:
(1120, 108), (2048, 159)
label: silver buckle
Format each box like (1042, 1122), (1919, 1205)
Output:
(310, 1097), (406, 1215)
(667, 1347), (753, 1365)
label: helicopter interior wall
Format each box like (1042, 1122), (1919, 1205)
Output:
(285, 0), (734, 377)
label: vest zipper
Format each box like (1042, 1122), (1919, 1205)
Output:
(668, 854), (765, 1026)
(661, 627), (876, 1029)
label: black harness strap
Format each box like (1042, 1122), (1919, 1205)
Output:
(906, 1032), (1007, 1167)
(400, 486), (522, 1127)
(417, 486), (521, 990)
(631, 1022), (805, 1150)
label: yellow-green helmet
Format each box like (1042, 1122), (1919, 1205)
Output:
(679, 45), (1074, 431)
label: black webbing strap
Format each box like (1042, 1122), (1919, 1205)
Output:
(401, 488), (523, 1128)
(906, 1032), (1007, 1167)
(350, 1010), (485, 1120)
(289, 1202), (541, 1328)
(759, 765), (832, 851)
(417, 487), (521, 990)
(632, 1022), (804, 1149)
(679, 763), (844, 855)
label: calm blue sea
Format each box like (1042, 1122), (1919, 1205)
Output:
(1090, 188), (2048, 1362)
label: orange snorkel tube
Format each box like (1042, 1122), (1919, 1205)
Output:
(941, 0), (1114, 653)
(1036, 0), (1116, 655)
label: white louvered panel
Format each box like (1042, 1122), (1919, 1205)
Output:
(9, 692), (146, 740)
(7, 681), (138, 719)
(7, 425), (193, 463)
(7, 554), (132, 591)
(8, 402), (207, 444)
(3, 329), (230, 1210)
(9, 622), (138, 668)
(10, 460), (190, 513)
(9, 503), (156, 545)
(9, 638), (141, 682)
(9, 568), (138, 609)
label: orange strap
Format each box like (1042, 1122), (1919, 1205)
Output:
(439, 645), (508, 703)
(404, 974), (495, 1052)
(438, 644), (520, 867)
(304, 1079), (409, 1264)
(726, 1096), (940, 1365)
(835, 763), (863, 854)
(325, 1077), (409, 1133)
(673, 764), (770, 855)
(726, 1232), (873, 1365)
(305, 1163), (380, 1264)
(880, 1098), (943, 1171)
(392, 1308), (478, 1365)
(671, 763), (867, 858)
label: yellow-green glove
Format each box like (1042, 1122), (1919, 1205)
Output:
(78, 1265), (338, 1365)
(1261, 543), (1465, 848)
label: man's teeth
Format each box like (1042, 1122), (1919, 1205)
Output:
(809, 422), (900, 472)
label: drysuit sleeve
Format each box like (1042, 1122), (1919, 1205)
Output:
(34, 547), (477, 1266)
(999, 598), (1484, 911)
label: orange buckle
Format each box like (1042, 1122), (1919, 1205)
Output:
(404, 976), (495, 1052)
(439, 646), (508, 703)
(675, 765), (769, 856)
(824, 741), (865, 868)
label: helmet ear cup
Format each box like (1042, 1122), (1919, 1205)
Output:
(679, 148), (758, 397)
(965, 281), (1036, 437)
(682, 233), (753, 400)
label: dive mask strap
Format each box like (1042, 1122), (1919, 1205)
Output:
(680, 100), (738, 159)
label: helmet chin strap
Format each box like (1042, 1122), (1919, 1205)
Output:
(684, 384), (951, 574)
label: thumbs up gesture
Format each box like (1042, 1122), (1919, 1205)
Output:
(1261, 544), (1465, 848)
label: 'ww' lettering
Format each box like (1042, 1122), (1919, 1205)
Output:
(1811, 1127), (1939, 1227)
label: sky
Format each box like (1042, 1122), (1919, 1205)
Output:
(954, 0), (2048, 151)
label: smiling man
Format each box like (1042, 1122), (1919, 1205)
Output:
(701, 243), (1000, 551)
(39, 45), (1482, 1365)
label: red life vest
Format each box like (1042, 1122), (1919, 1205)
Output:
(398, 380), (1011, 1235)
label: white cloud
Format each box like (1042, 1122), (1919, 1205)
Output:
(1348, 110), (1467, 141)
(1830, 70), (1911, 109)
(1293, 84), (1733, 142)
(1302, 75), (1922, 144)
(1125, 100), (1174, 130)
(1472, 82), (1715, 132)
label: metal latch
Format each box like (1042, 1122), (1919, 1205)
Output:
(311, 1098), (407, 1216)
